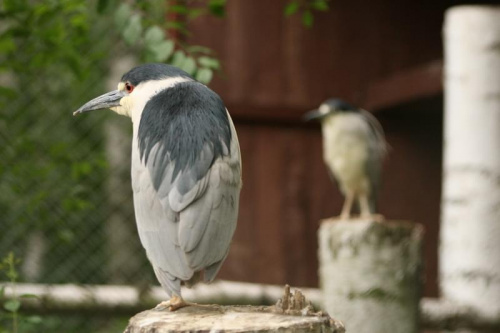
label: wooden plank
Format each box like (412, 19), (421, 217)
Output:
(226, 60), (443, 124)
(280, 129), (311, 286)
(252, 127), (287, 284)
(188, 0), (446, 118)
(365, 60), (443, 111)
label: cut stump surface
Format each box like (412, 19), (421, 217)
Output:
(124, 286), (345, 333)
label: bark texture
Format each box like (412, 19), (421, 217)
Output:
(441, 5), (500, 318)
(124, 286), (345, 333)
(318, 218), (423, 333)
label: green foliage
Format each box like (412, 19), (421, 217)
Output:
(208, 0), (227, 17)
(111, 1), (223, 84)
(0, 0), (110, 284)
(284, 0), (330, 27)
(0, 253), (43, 333)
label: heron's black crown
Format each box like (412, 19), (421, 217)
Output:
(122, 63), (192, 86)
(324, 98), (358, 112)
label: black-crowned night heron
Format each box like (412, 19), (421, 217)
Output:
(74, 63), (242, 310)
(304, 98), (387, 220)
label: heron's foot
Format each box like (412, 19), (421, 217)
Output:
(338, 213), (351, 220)
(360, 213), (385, 222)
(155, 295), (188, 311)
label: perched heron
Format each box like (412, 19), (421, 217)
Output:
(304, 98), (387, 220)
(74, 63), (242, 310)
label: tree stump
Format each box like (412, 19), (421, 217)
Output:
(318, 218), (423, 333)
(124, 285), (345, 333)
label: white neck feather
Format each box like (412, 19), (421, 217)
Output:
(112, 76), (193, 124)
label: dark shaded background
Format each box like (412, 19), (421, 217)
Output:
(185, 0), (500, 298)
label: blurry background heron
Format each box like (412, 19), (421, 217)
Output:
(304, 99), (387, 219)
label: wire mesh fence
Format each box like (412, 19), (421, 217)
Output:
(0, 2), (159, 332)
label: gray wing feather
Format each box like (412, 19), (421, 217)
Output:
(132, 169), (191, 280)
(184, 161), (240, 270)
(132, 113), (241, 295)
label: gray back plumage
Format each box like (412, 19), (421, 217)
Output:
(131, 78), (241, 298)
(138, 82), (232, 192)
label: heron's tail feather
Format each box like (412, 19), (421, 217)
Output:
(153, 266), (181, 298)
(203, 257), (226, 283)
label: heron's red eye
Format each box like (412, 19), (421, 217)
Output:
(125, 82), (134, 93)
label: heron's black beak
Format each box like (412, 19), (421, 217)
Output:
(303, 109), (326, 121)
(73, 90), (126, 116)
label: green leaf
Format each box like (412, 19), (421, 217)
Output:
(149, 40), (175, 62)
(311, 0), (329, 11)
(195, 68), (213, 84)
(208, 0), (226, 17)
(96, 0), (110, 14)
(122, 14), (142, 45)
(171, 50), (186, 68)
(0, 38), (16, 53)
(20, 293), (39, 299)
(187, 45), (213, 55)
(4, 299), (21, 312)
(169, 5), (189, 14)
(181, 56), (196, 75)
(302, 10), (314, 27)
(114, 3), (132, 30)
(25, 315), (42, 324)
(144, 26), (165, 46)
(284, 1), (300, 16)
(187, 9), (204, 20)
(198, 56), (220, 69)
(3, 0), (27, 12)
(0, 286), (5, 299)
(166, 21), (189, 35)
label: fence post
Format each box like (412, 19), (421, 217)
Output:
(441, 5), (500, 318)
(318, 219), (423, 333)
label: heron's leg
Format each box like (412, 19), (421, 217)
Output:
(359, 193), (372, 218)
(340, 191), (355, 219)
(155, 295), (188, 311)
(358, 194), (384, 222)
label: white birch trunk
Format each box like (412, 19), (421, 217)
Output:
(441, 5), (500, 319)
(318, 219), (423, 333)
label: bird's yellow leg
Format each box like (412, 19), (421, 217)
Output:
(359, 194), (384, 222)
(359, 194), (372, 218)
(155, 296), (215, 311)
(340, 192), (354, 219)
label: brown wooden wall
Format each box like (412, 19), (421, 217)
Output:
(186, 0), (499, 297)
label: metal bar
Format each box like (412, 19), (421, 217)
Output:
(2, 281), (500, 330)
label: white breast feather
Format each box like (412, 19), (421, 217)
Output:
(322, 113), (371, 194)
